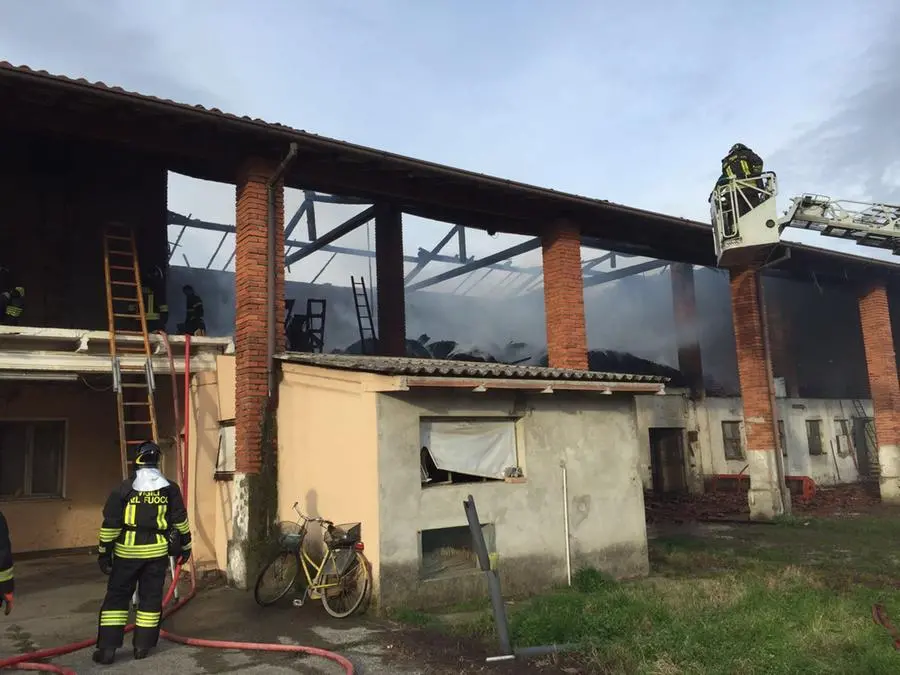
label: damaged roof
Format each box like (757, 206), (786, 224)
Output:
(278, 352), (670, 384)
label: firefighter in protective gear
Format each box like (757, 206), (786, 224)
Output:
(720, 143), (766, 215)
(177, 285), (206, 336)
(128, 266), (168, 332)
(0, 510), (14, 616)
(0, 286), (24, 325)
(93, 441), (192, 665)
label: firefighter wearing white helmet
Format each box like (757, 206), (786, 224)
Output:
(93, 441), (192, 665)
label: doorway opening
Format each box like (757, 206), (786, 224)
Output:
(649, 427), (688, 495)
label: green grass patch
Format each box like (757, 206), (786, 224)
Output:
(446, 514), (900, 674)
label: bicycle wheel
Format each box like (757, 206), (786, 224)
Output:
(254, 549), (301, 607)
(321, 550), (370, 619)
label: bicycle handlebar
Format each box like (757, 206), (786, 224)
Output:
(291, 501), (333, 527)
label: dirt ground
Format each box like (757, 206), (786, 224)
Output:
(1, 553), (562, 674)
(644, 482), (885, 523)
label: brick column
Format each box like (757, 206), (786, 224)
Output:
(729, 268), (783, 520)
(374, 203), (406, 357)
(857, 282), (900, 502)
(230, 157), (285, 587)
(542, 220), (588, 370)
(670, 263), (704, 396)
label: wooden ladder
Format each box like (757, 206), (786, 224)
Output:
(102, 223), (159, 479)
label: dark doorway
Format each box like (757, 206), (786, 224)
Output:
(852, 417), (879, 492)
(649, 427), (688, 494)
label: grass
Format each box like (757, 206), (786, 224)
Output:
(396, 512), (900, 674)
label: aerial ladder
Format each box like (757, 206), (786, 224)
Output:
(710, 173), (900, 500)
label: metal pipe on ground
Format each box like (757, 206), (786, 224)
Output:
(463, 494), (579, 664)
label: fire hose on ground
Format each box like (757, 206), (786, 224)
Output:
(0, 333), (355, 674)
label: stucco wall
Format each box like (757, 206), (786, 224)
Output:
(375, 389), (648, 610)
(276, 364), (381, 586)
(698, 396), (871, 485)
(1, 379), (174, 552)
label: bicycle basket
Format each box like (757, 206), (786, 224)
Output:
(325, 522), (361, 549)
(275, 521), (303, 550)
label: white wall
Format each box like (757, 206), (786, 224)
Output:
(698, 397), (873, 486)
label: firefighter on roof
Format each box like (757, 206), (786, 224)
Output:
(0, 510), (14, 616)
(93, 441), (192, 665)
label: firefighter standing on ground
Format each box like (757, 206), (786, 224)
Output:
(177, 285), (205, 336)
(93, 441), (192, 665)
(0, 510), (14, 616)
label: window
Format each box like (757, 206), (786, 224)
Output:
(0, 421), (66, 498)
(215, 423), (235, 480)
(806, 420), (824, 456)
(777, 419), (787, 457)
(420, 524), (495, 580)
(420, 417), (522, 487)
(834, 418), (852, 457)
(722, 421), (744, 460)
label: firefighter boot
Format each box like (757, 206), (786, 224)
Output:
(134, 647), (150, 660)
(92, 648), (116, 665)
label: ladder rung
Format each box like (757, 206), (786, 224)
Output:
(125, 440), (147, 445)
(115, 330), (144, 334)
(106, 235), (133, 242)
(124, 420), (152, 425)
(113, 313), (143, 319)
(112, 296), (138, 302)
(108, 250), (133, 256)
(124, 402), (150, 406)
(121, 383), (147, 388)
(111, 281), (138, 286)
(109, 265), (135, 272)
(117, 348), (149, 353)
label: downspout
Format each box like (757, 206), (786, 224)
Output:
(265, 143), (298, 396)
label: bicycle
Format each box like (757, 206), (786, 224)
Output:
(253, 501), (370, 618)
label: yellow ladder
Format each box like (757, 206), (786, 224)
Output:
(102, 223), (159, 479)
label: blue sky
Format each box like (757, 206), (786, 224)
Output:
(2, 0), (899, 291)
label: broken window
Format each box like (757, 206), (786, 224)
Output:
(215, 423), (235, 480)
(420, 418), (521, 487)
(0, 421), (66, 498)
(806, 419), (824, 456)
(777, 419), (787, 458)
(419, 524), (495, 580)
(721, 421), (744, 460)
(834, 418), (852, 457)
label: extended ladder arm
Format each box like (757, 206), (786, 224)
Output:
(780, 194), (900, 253)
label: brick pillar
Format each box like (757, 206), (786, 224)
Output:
(230, 157), (284, 587)
(729, 268), (783, 520)
(542, 220), (588, 370)
(857, 282), (900, 502)
(374, 203), (406, 357)
(670, 263), (704, 396)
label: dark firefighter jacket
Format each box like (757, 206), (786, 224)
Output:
(722, 148), (764, 181)
(2, 287), (24, 320)
(0, 510), (13, 595)
(97, 480), (192, 560)
(185, 292), (204, 326)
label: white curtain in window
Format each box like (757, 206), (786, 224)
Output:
(420, 419), (517, 479)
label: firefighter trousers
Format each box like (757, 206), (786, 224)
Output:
(97, 556), (168, 650)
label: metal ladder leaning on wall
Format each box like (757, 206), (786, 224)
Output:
(350, 276), (377, 355)
(102, 223), (159, 479)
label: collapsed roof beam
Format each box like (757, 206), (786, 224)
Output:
(404, 225), (461, 284)
(285, 205), (377, 265)
(406, 238), (543, 292)
(582, 260), (670, 288)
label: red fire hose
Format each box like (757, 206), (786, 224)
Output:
(0, 333), (355, 674)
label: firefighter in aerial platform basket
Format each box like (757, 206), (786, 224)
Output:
(0, 509), (15, 616)
(721, 143), (765, 214)
(93, 441), (192, 665)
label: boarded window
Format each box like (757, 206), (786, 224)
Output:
(777, 419), (787, 457)
(806, 420), (824, 456)
(0, 421), (66, 498)
(420, 524), (495, 580)
(420, 418), (521, 487)
(722, 421), (744, 461)
(834, 418), (852, 457)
